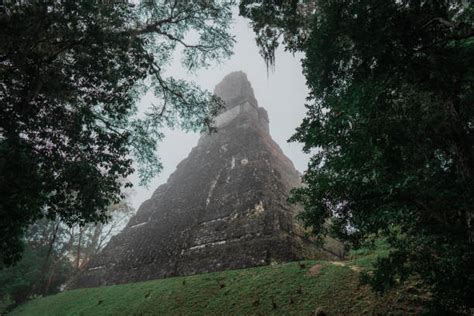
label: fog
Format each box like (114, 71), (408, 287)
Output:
(130, 13), (310, 210)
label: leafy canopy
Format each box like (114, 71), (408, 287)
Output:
(0, 1), (235, 265)
(241, 0), (473, 313)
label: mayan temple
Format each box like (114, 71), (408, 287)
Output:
(70, 71), (342, 289)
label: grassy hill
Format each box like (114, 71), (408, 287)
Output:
(10, 243), (428, 315)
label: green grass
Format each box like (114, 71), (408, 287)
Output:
(10, 245), (427, 315)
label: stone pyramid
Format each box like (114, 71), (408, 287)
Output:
(70, 71), (342, 288)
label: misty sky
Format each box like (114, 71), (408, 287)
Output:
(130, 12), (311, 210)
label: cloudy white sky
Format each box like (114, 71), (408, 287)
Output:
(130, 12), (311, 210)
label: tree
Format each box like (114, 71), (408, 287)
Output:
(0, 194), (135, 311)
(0, 1), (235, 265)
(0, 220), (73, 311)
(241, 0), (473, 313)
(68, 196), (135, 272)
(239, 0), (312, 67)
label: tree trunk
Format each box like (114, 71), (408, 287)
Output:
(76, 226), (83, 271)
(37, 221), (60, 295)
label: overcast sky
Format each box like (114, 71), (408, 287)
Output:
(130, 12), (311, 210)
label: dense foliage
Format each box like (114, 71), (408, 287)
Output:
(0, 223), (73, 312)
(0, 197), (134, 311)
(0, 1), (234, 265)
(241, 0), (473, 312)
